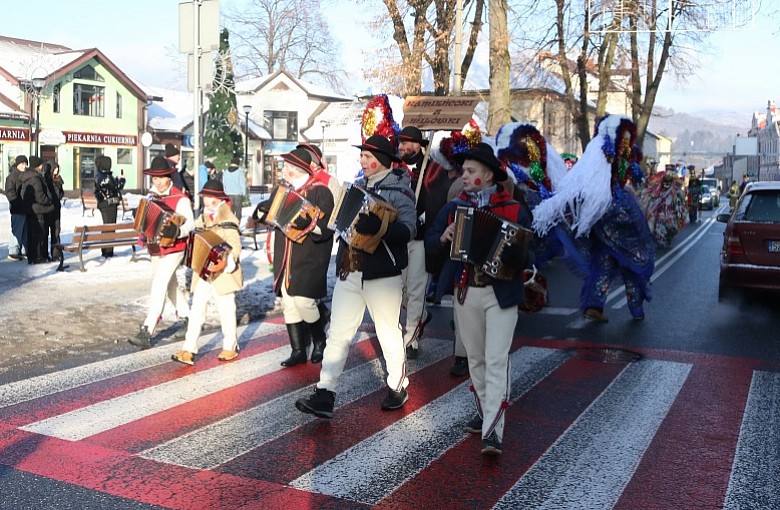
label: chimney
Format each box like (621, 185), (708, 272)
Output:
(768, 100), (775, 123)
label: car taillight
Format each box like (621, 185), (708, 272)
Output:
(726, 235), (744, 255)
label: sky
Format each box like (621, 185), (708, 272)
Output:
(1, 0), (777, 119)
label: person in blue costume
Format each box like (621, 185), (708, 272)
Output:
(531, 115), (655, 322)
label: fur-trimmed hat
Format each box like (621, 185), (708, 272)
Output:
(354, 134), (401, 169)
(495, 122), (567, 194)
(164, 143), (180, 158)
(281, 148), (314, 174)
(96, 155), (112, 171)
(143, 155), (176, 177)
(454, 142), (507, 182)
(397, 126), (429, 147)
(199, 179), (229, 201)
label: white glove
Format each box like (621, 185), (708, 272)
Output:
(226, 256), (237, 273)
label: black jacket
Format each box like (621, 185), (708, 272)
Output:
(94, 169), (123, 206)
(20, 170), (54, 216)
(272, 181), (335, 299)
(44, 169), (65, 218)
(4, 167), (25, 215)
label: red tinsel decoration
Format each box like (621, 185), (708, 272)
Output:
(361, 94), (400, 142)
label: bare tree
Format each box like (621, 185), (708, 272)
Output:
(224, 0), (348, 92)
(363, 0), (485, 96)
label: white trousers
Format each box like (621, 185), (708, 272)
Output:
(181, 282), (237, 354)
(318, 271), (408, 393)
(143, 252), (189, 333)
(401, 239), (429, 349)
(454, 286), (517, 441)
(281, 285), (321, 324)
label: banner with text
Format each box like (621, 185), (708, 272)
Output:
(402, 96), (479, 130)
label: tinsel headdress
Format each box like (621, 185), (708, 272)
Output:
(495, 122), (568, 197)
(532, 114), (637, 238)
(429, 119), (483, 171)
(361, 94), (400, 142)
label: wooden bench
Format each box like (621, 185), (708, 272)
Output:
(241, 217), (271, 251)
(249, 185), (270, 195)
(57, 223), (140, 272)
(80, 190), (132, 219)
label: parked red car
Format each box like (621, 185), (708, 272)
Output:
(717, 181), (780, 301)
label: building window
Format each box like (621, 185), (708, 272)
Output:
(117, 148), (133, 164)
(116, 92), (122, 118)
(263, 110), (298, 141)
(73, 65), (104, 82)
(53, 83), (60, 113)
(73, 84), (104, 116)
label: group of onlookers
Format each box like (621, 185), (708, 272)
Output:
(4, 154), (65, 264)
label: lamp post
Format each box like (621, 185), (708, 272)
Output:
(31, 77), (45, 156)
(320, 119), (327, 143)
(242, 104), (252, 169)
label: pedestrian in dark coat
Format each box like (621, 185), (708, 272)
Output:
(20, 156), (54, 264)
(44, 161), (65, 260)
(252, 148), (335, 366)
(4, 155), (28, 260)
(94, 155), (124, 257)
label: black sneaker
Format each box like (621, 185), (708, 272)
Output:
(173, 318), (189, 339)
(128, 326), (152, 350)
(450, 356), (469, 377)
(464, 414), (483, 434)
(381, 387), (409, 410)
(481, 432), (502, 455)
(405, 345), (419, 360)
(295, 388), (336, 419)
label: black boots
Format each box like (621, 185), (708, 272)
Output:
(281, 322), (310, 367)
(308, 303), (331, 364)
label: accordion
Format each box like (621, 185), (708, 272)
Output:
(265, 185), (324, 243)
(134, 198), (186, 248)
(327, 183), (398, 254)
(449, 206), (532, 281)
(184, 229), (233, 283)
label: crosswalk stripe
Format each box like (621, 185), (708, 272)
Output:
(141, 337), (456, 469)
(493, 359), (691, 509)
(724, 370), (780, 509)
(289, 346), (569, 505)
(20, 331), (371, 441)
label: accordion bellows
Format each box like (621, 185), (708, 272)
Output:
(134, 198), (186, 248)
(265, 185), (324, 243)
(328, 183), (398, 254)
(450, 206), (532, 281)
(185, 229), (232, 282)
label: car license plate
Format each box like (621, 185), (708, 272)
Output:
(769, 241), (780, 252)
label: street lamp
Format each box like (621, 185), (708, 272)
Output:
(320, 119), (328, 143)
(31, 77), (45, 156)
(242, 104), (252, 169)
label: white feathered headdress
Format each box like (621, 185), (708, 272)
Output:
(531, 114), (637, 237)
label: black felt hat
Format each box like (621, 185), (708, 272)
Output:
(354, 135), (401, 168)
(454, 142), (507, 182)
(200, 179), (230, 201)
(296, 143), (324, 168)
(143, 155), (176, 177)
(281, 148), (314, 174)
(397, 126), (428, 147)
(164, 143), (180, 157)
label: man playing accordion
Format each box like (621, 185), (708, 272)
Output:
(425, 142), (532, 456)
(252, 148), (335, 367)
(171, 180), (243, 365)
(296, 134), (417, 419)
(129, 156), (195, 349)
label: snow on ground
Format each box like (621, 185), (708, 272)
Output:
(0, 191), (335, 377)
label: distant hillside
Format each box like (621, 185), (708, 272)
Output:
(647, 106), (750, 167)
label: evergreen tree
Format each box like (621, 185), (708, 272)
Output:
(204, 28), (243, 172)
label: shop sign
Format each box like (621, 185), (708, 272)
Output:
(63, 131), (137, 146)
(0, 127), (29, 141)
(38, 129), (66, 145)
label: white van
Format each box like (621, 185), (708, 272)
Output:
(702, 178), (720, 207)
